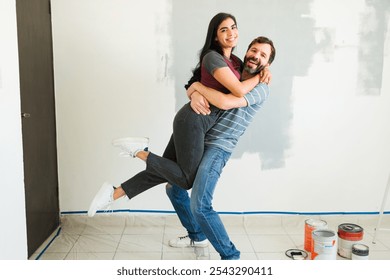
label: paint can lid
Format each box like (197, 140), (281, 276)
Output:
(305, 219), (327, 227)
(352, 244), (369, 256)
(312, 229), (336, 238)
(338, 223), (363, 235)
(285, 249), (308, 260)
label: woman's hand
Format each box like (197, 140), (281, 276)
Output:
(187, 82), (201, 99)
(190, 91), (211, 115)
(259, 67), (272, 84)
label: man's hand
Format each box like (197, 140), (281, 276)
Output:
(259, 67), (272, 84)
(190, 91), (211, 115)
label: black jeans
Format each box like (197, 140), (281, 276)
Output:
(121, 102), (222, 199)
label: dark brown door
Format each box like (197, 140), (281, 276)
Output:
(16, 0), (60, 258)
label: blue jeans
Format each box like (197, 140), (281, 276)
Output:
(166, 146), (240, 260)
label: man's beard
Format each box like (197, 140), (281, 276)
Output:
(243, 57), (264, 74)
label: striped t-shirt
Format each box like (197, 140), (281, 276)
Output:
(204, 83), (270, 152)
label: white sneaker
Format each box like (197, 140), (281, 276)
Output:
(168, 235), (209, 248)
(112, 137), (149, 158)
(88, 182), (114, 217)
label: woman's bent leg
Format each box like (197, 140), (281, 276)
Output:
(146, 103), (220, 189)
(121, 169), (167, 199)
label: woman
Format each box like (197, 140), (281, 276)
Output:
(88, 13), (268, 216)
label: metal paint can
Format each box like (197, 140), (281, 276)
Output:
(337, 223), (364, 259)
(351, 243), (369, 260)
(304, 219), (327, 253)
(311, 229), (337, 260)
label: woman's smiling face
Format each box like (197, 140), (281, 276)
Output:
(215, 17), (239, 50)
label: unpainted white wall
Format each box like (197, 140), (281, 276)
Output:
(0, 0), (28, 259)
(51, 0), (390, 213)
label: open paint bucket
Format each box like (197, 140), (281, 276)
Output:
(304, 219), (327, 253)
(311, 229), (337, 260)
(351, 243), (369, 260)
(337, 223), (364, 259)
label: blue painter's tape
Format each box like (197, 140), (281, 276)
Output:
(35, 227), (62, 260)
(60, 210), (390, 215)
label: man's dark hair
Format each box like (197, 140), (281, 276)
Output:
(247, 36), (276, 65)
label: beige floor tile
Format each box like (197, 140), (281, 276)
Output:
(249, 234), (296, 253)
(114, 252), (162, 260)
(164, 224), (188, 234)
(230, 234), (255, 253)
(244, 215), (285, 234)
(123, 215), (165, 234)
(357, 215), (386, 233)
(369, 231), (390, 249)
(288, 234), (305, 249)
(257, 252), (291, 260)
(239, 252), (259, 260)
(367, 250), (390, 260)
(65, 252), (115, 260)
(45, 233), (79, 253)
(162, 252), (197, 260)
(60, 215), (88, 235)
(31, 213), (390, 261)
(35, 252), (68, 260)
(117, 234), (163, 252)
(70, 234), (121, 253)
(282, 215), (307, 234)
(83, 214), (126, 235)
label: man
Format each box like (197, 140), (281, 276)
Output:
(166, 36), (276, 260)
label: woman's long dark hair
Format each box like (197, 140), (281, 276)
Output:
(185, 13), (237, 89)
